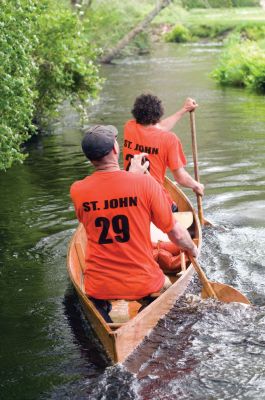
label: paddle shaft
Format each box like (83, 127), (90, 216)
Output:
(189, 255), (218, 299)
(189, 111), (204, 225)
(180, 252), (186, 273)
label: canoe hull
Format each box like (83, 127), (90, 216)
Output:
(112, 264), (195, 362)
(67, 177), (202, 363)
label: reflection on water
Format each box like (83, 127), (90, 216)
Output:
(0, 42), (265, 399)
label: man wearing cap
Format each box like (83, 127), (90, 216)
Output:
(123, 94), (204, 211)
(70, 125), (197, 321)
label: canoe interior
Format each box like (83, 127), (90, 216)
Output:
(67, 177), (202, 363)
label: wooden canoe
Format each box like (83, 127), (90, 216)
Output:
(67, 177), (202, 363)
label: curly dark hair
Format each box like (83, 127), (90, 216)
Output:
(131, 94), (164, 125)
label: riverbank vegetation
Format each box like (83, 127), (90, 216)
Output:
(0, 0), (101, 170)
(213, 36), (265, 92)
(1, 0), (160, 169)
(1, 0), (265, 169)
(162, 4), (265, 93)
(164, 7), (265, 42)
(82, 0), (153, 57)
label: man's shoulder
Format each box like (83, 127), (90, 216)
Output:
(124, 119), (136, 130)
(121, 169), (146, 181)
(162, 129), (178, 138)
(161, 130), (181, 145)
(123, 170), (155, 185)
(70, 176), (90, 195)
(131, 171), (160, 189)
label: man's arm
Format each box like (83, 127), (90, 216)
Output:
(147, 173), (198, 258)
(156, 98), (198, 132)
(167, 221), (198, 258)
(173, 167), (204, 196)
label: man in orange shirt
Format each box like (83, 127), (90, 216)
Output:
(70, 125), (198, 321)
(123, 94), (204, 211)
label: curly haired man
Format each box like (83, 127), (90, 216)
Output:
(123, 93), (204, 210)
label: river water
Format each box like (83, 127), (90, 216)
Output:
(0, 43), (265, 400)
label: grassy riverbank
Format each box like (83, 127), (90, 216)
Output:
(2, 1), (264, 170)
(161, 7), (265, 41)
(157, 6), (265, 93)
(87, 2), (265, 94)
(83, 3), (265, 61)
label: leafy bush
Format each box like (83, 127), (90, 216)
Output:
(0, 0), (39, 169)
(212, 37), (265, 92)
(164, 24), (191, 42)
(0, 0), (101, 170)
(165, 22), (234, 42)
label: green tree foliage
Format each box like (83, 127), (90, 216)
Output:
(34, 2), (101, 124)
(0, 1), (38, 169)
(164, 24), (191, 42)
(0, 0), (101, 170)
(82, 0), (152, 55)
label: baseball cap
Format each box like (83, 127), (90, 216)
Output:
(81, 125), (118, 161)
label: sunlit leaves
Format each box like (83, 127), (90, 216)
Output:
(0, 0), (38, 170)
(34, 4), (102, 123)
(0, 0), (101, 170)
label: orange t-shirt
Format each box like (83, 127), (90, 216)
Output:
(123, 120), (187, 203)
(70, 170), (174, 300)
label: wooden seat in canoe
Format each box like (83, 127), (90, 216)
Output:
(150, 211), (193, 243)
(173, 211), (193, 229)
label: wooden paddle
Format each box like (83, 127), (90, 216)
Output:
(190, 111), (213, 227)
(189, 255), (250, 304)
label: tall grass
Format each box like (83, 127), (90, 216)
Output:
(182, 0), (260, 8)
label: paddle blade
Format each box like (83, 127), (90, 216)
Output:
(201, 282), (250, 305)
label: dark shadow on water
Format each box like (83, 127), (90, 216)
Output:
(63, 284), (110, 369)
(60, 285), (138, 400)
